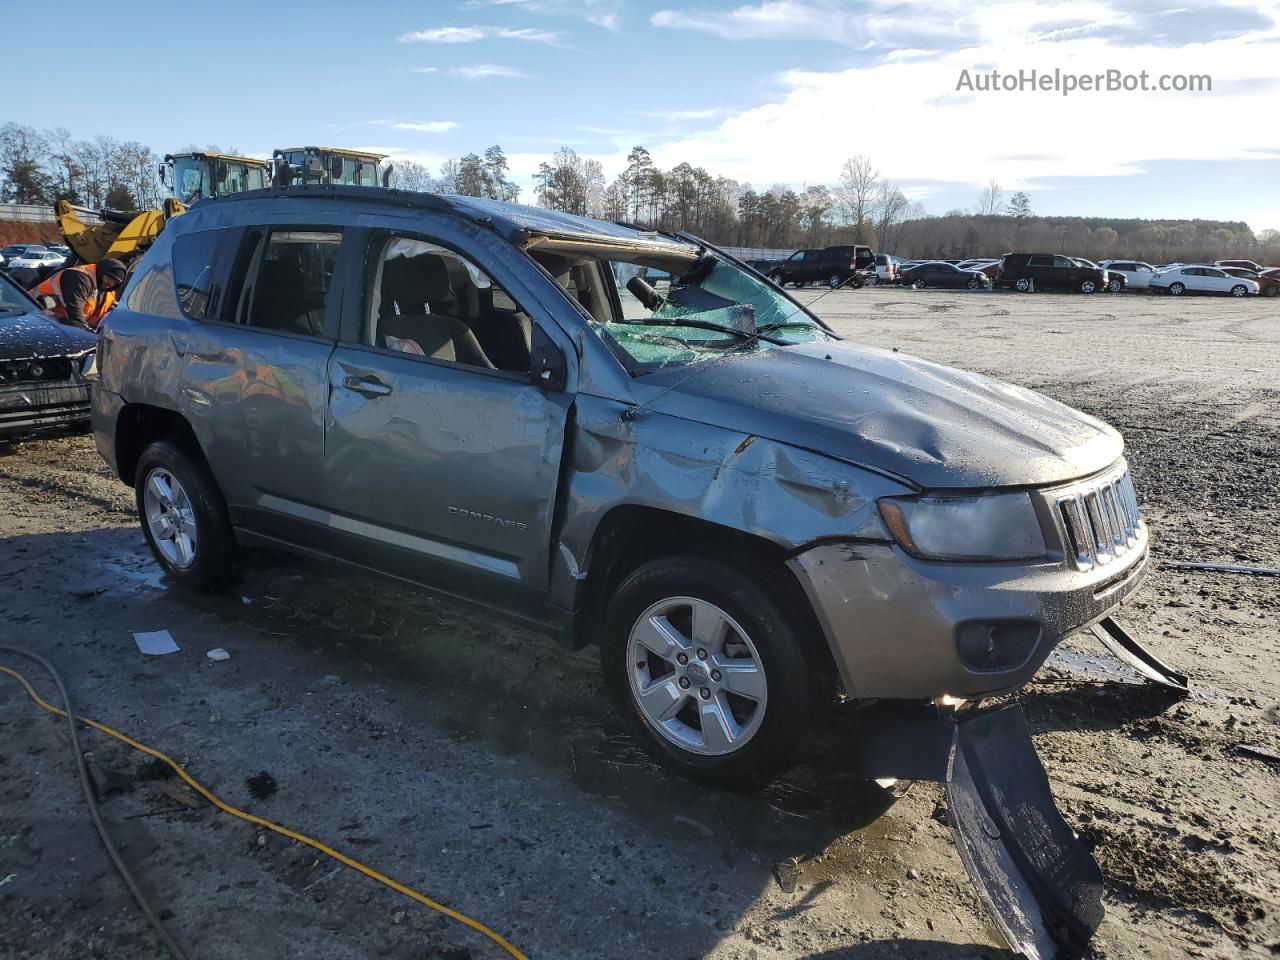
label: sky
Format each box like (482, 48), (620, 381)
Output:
(9, 0), (1280, 232)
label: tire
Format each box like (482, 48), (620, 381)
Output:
(828, 274), (843, 289)
(134, 440), (239, 590)
(1079, 278), (1097, 294)
(768, 271), (783, 286)
(1263, 285), (1279, 297)
(1107, 278), (1123, 293)
(1014, 276), (1032, 292)
(966, 277), (980, 290)
(912, 277), (926, 290)
(1230, 284), (1248, 298)
(1168, 282), (1185, 296)
(600, 555), (825, 788)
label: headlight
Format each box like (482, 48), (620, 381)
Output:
(878, 492), (1047, 561)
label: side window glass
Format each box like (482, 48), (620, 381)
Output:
(172, 230), (227, 320)
(365, 236), (532, 374)
(1027, 256), (1051, 267)
(242, 230), (342, 336)
(1052, 256), (1075, 268)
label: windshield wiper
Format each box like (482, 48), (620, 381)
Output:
(756, 319), (818, 334)
(612, 317), (786, 346)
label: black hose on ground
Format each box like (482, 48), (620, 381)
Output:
(0, 643), (191, 960)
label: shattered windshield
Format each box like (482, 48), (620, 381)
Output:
(536, 246), (831, 371)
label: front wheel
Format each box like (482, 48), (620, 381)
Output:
(768, 271), (783, 286)
(828, 274), (843, 289)
(1168, 282), (1185, 296)
(135, 440), (239, 590)
(966, 277), (980, 290)
(912, 277), (926, 290)
(1079, 278), (1097, 294)
(1230, 284), (1249, 297)
(600, 556), (825, 787)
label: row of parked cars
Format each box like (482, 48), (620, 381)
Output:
(749, 245), (1278, 298)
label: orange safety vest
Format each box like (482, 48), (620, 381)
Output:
(33, 264), (118, 329)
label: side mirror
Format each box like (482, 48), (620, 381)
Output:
(158, 163), (167, 186)
(529, 325), (567, 391)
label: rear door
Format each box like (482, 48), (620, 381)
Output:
(320, 225), (575, 610)
(178, 224), (345, 545)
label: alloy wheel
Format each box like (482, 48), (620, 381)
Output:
(626, 596), (767, 756)
(142, 467), (198, 569)
(1231, 285), (1247, 297)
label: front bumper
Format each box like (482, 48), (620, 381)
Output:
(0, 381), (91, 438)
(788, 536), (1149, 700)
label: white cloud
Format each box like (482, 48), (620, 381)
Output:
(397, 25), (561, 44)
(408, 67), (440, 74)
(636, 107), (722, 121)
(360, 119), (459, 133)
(391, 121), (459, 133)
(452, 63), (526, 79)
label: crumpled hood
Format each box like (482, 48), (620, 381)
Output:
(637, 340), (1123, 489)
(0, 309), (97, 361)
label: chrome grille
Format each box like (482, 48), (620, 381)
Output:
(1057, 468), (1143, 570)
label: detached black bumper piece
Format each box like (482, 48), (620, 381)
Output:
(1091, 616), (1190, 695)
(850, 701), (1104, 960)
(0, 382), (91, 438)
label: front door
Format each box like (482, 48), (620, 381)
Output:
(322, 230), (572, 611)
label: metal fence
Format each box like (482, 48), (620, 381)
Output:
(719, 246), (797, 262)
(0, 203), (58, 223)
(0, 202), (100, 224)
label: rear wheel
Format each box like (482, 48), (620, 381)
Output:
(135, 440), (239, 590)
(1014, 276), (1033, 292)
(601, 556), (823, 787)
(1107, 278), (1123, 293)
(966, 277), (980, 290)
(828, 273), (843, 289)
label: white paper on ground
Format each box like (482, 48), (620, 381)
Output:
(133, 630), (180, 656)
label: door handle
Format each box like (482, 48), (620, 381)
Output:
(342, 375), (393, 398)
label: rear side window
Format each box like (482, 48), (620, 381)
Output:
(235, 229), (342, 336)
(172, 229), (232, 320)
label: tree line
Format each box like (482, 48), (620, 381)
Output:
(3, 123), (1275, 263)
(1, 123), (165, 210)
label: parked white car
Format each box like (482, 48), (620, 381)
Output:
(1098, 260), (1159, 291)
(5, 249), (66, 271)
(1150, 265), (1259, 297)
(874, 253), (900, 284)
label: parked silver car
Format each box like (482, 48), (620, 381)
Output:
(93, 187), (1150, 786)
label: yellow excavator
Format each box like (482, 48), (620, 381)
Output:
(56, 151), (270, 264)
(57, 147), (390, 265)
(271, 147), (390, 187)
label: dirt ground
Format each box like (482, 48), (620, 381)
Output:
(1, 285), (1277, 960)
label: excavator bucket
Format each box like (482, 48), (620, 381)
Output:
(848, 701), (1104, 960)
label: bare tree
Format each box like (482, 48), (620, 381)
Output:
(390, 160), (435, 192)
(872, 182), (910, 251)
(836, 155), (878, 242)
(977, 178), (1004, 216)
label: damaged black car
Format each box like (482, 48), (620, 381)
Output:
(0, 271), (97, 439)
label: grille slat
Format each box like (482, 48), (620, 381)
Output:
(1056, 466), (1143, 571)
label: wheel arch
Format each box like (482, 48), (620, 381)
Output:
(568, 504), (837, 681)
(114, 403), (206, 487)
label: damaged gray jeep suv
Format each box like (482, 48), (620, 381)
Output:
(94, 187), (1149, 786)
